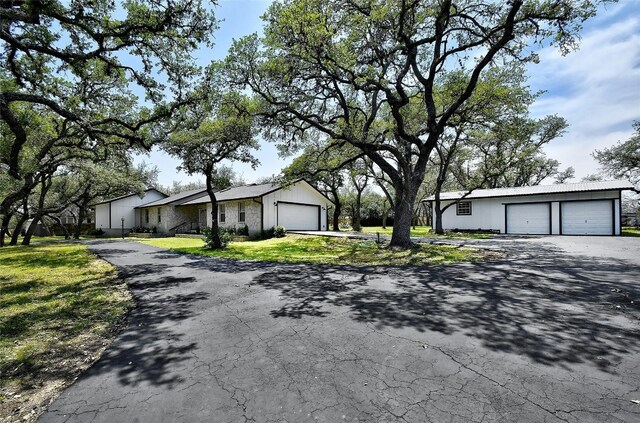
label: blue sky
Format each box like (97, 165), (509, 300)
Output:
(136, 0), (640, 187)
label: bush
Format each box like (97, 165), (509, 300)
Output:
(86, 228), (104, 236)
(202, 226), (231, 249)
(257, 227), (275, 240)
(274, 226), (286, 238)
(237, 224), (249, 236)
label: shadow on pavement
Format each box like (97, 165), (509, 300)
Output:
(81, 245), (206, 388)
(252, 241), (640, 372)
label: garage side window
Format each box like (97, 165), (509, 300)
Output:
(238, 203), (246, 223)
(457, 201), (472, 216)
(145, 209), (149, 223)
(157, 208), (161, 223)
(219, 204), (226, 223)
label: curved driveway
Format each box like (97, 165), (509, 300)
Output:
(39, 237), (640, 422)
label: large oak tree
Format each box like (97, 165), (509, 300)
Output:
(224, 0), (609, 247)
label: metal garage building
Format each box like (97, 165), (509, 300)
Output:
(426, 180), (635, 235)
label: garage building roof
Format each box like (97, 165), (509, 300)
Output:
(425, 180), (635, 201)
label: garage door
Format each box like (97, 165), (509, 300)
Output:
(561, 200), (613, 235)
(506, 203), (550, 234)
(278, 202), (319, 230)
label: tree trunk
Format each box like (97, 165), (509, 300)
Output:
(331, 187), (341, 231)
(10, 214), (28, 245)
(0, 213), (12, 248)
(434, 196), (444, 235)
(352, 190), (362, 232)
(382, 210), (388, 229)
(74, 201), (88, 239)
(50, 215), (71, 239)
(205, 172), (222, 248)
(389, 183), (419, 248)
(22, 213), (42, 245)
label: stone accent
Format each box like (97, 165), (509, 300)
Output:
(218, 200), (262, 235)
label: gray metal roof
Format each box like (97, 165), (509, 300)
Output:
(180, 183), (280, 206)
(136, 189), (207, 208)
(425, 180), (635, 201)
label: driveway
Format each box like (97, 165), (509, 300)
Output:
(39, 237), (640, 423)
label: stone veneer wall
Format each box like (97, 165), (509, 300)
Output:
(217, 200), (262, 235)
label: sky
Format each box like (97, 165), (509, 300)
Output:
(135, 0), (640, 188)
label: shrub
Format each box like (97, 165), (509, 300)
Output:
(257, 227), (275, 240)
(86, 228), (105, 236)
(274, 226), (286, 238)
(237, 224), (249, 236)
(202, 226), (231, 249)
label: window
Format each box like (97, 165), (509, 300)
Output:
(157, 208), (161, 223)
(145, 209), (149, 223)
(238, 203), (246, 222)
(456, 201), (472, 216)
(219, 204), (226, 223)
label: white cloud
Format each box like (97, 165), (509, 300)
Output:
(527, 6), (640, 180)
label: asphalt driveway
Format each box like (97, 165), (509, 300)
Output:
(39, 237), (640, 422)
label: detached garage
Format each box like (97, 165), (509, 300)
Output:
(426, 180), (634, 236)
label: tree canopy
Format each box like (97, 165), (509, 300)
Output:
(593, 121), (640, 189)
(225, 0), (609, 247)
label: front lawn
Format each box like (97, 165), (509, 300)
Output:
(0, 243), (132, 423)
(137, 235), (489, 266)
(359, 226), (492, 239)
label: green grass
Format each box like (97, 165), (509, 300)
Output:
(359, 226), (492, 239)
(0, 242), (131, 420)
(137, 235), (487, 266)
(622, 226), (640, 237)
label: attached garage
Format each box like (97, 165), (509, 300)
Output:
(561, 200), (614, 235)
(277, 202), (320, 230)
(506, 203), (551, 235)
(425, 180), (634, 236)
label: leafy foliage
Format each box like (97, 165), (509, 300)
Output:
(225, 0), (608, 247)
(593, 121), (640, 188)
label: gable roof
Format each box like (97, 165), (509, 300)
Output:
(180, 180), (335, 206)
(136, 188), (207, 208)
(180, 183), (282, 206)
(93, 189), (167, 206)
(425, 180), (635, 201)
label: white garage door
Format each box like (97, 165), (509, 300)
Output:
(561, 200), (613, 235)
(278, 203), (319, 230)
(506, 203), (550, 235)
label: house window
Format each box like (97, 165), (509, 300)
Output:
(145, 209), (149, 223)
(219, 204), (226, 223)
(457, 201), (472, 216)
(157, 208), (161, 223)
(238, 203), (246, 223)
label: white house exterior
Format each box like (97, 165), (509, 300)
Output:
(181, 180), (333, 236)
(118, 180), (333, 237)
(134, 189), (209, 234)
(426, 181), (635, 236)
(94, 189), (167, 236)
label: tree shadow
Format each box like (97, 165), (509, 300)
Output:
(74, 244), (208, 388)
(252, 241), (640, 372)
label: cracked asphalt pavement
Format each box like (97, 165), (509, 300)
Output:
(38, 237), (640, 422)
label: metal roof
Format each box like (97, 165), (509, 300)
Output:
(93, 189), (167, 206)
(136, 189), (207, 208)
(179, 183), (281, 205)
(424, 180), (635, 201)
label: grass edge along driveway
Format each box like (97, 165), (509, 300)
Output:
(0, 242), (132, 423)
(136, 234), (490, 266)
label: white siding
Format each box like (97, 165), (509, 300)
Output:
(95, 191), (165, 231)
(439, 189), (621, 235)
(262, 181), (330, 231)
(204, 181), (331, 234)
